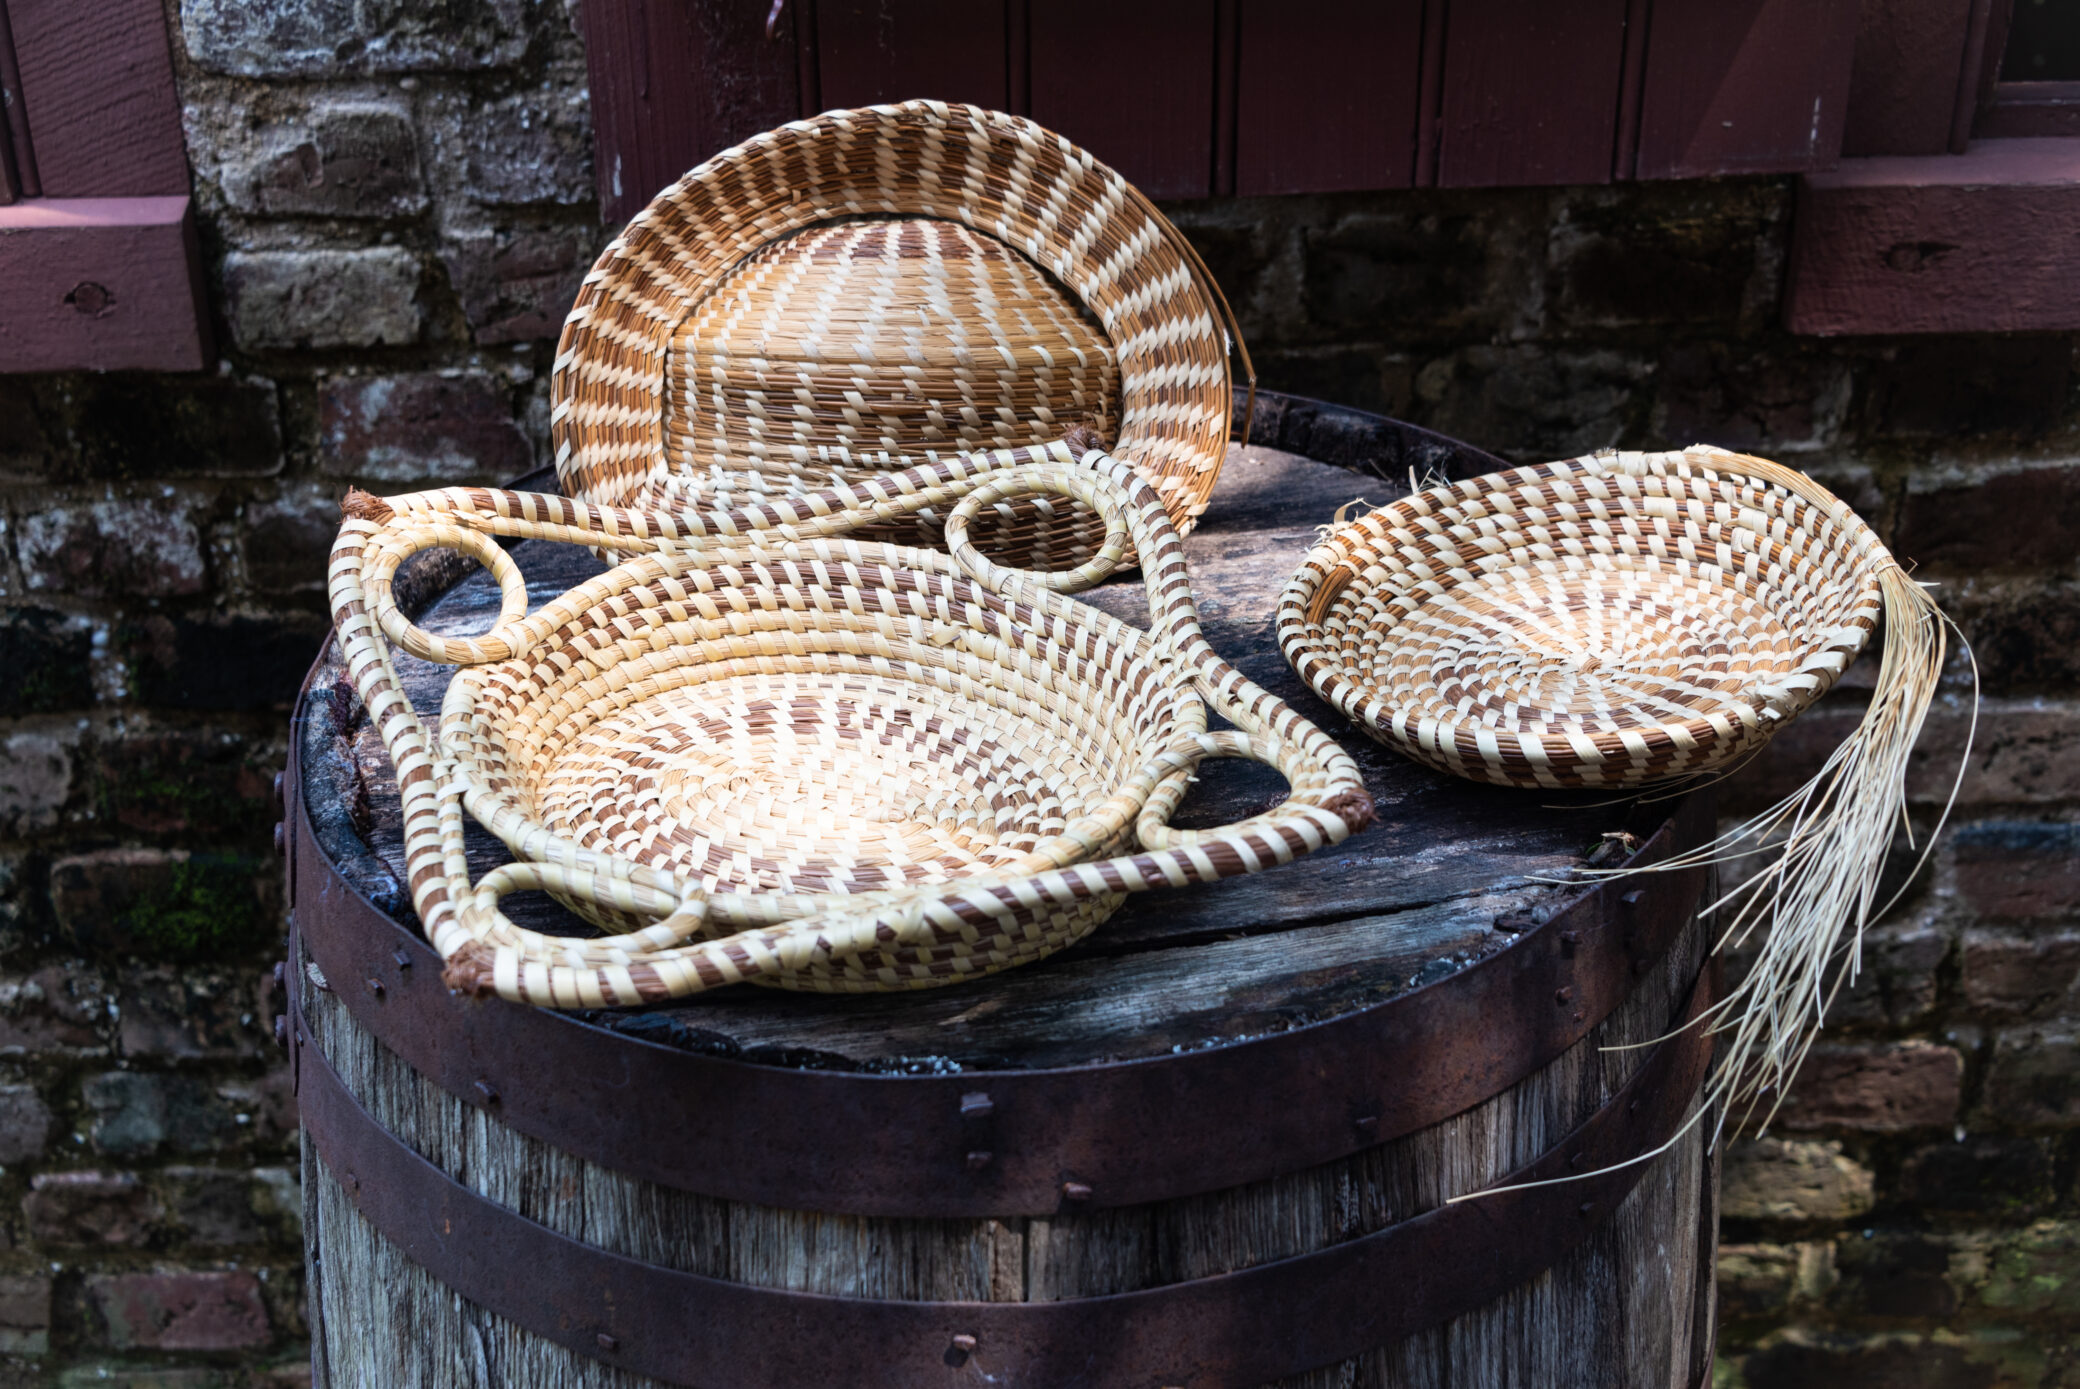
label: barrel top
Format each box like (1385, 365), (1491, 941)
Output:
(302, 399), (1681, 1075)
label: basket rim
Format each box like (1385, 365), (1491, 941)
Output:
(1276, 446), (1892, 785)
(548, 100), (1242, 533)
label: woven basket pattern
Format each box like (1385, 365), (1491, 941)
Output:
(331, 448), (1370, 1008)
(550, 101), (1231, 567)
(665, 218), (1118, 492)
(1278, 447), (1887, 789)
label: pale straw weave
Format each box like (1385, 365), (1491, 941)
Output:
(552, 101), (1245, 568)
(1279, 444), (1968, 1140)
(328, 447), (1370, 1010)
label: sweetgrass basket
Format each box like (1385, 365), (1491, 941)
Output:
(1278, 445), (1966, 1129)
(329, 447), (1370, 1009)
(552, 101), (1246, 567)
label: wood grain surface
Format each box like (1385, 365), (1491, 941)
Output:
(302, 440), (1716, 1386)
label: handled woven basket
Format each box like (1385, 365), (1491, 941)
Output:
(328, 445), (1370, 1009)
(1278, 445), (1968, 1130)
(551, 100), (1246, 568)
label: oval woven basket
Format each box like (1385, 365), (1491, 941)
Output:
(1279, 444), (1964, 1132)
(552, 101), (1242, 567)
(329, 447), (1370, 1009)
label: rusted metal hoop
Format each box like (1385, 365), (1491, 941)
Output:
(295, 957), (1716, 1389)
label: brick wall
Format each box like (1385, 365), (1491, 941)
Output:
(1165, 185), (2080, 1387)
(0, 7), (2072, 1387)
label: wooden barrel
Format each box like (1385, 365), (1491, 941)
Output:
(285, 393), (1721, 1389)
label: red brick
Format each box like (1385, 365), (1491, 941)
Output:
(319, 371), (532, 485)
(0, 1083), (53, 1163)
(21, 1170), (164, 1246)
(86, 1270), (269, 1351)
(1952, 822), (2080, 921)
(0, 1273), (51, 1355)
(1774, 1041), (1962, 1133)
(1896, 461), (2080, 572)
(439, 226), (598, 345)
(1981, 1028), (2080, 1128)
(15, 493), (209, 599)
(1960, 930), (2080, 1019)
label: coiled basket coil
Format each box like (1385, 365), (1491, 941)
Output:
(553, 101), (1245, 569)
(1278, 444), (1962, 1132)
(328, 446), (1370, 1009)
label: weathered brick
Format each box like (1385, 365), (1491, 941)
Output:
(217, 1068), (296, 1147)
(52, 849), (272, 963)
(434, 88), (593, 206)
(0, 1083), (53, 1163)
(0, 608), (94, 716)
(0, 1273), (51, 1355)
(438, 226), (598, 344)
(1865, 337), (2073, 439)
(223, 249), (422, 351)
(127, 612), (330, 712)
(1299, 197), (1540, 344)
(1653, 344), (1850, 453)
(164, 1167), (296, 1246)
(1898, 1136), (2060, 1218)
(118, 967), (269, 1062)
(1774, 1041), (1962, 1133)
(319, 371), (531, 484)
(22, 1171), (165, 1246)
(1960, 929), (2080, 1019)
(1718, 1242), (1836, 1321)
(0, 727), (77, 838)
(1981, 1028), (2080, 1128)
(53, 1368), (234, 1389)
(1833, 1231), (1961, 1319)
(1735, 701), (2080, 812)
(1976, 1220), (2080, 1318)
(1418, 346), (1652, 459)
(91, 727), (280, 841)
(85, 1270), (269, 1351)
(0, 964), (111, 1055)
(67, 377), (283, 481)
(1895, 461), (2080, 572)
(1944, 579), (2080, 696)
(231, 103), (425, 218)
(16, 495), (208, 599)
(0, 850), (31, 959)
(243, 486), (342, 593)
(1953, 821), (2080, 922)
(83, 1072), (238, 1158)
(0, 378), (52, 480)
(1546, 182), (1779, 332)
(1736, 1328), (2004, 1389)
(1721, 1138), (1875, 1223)
(179, 0), (527, 76)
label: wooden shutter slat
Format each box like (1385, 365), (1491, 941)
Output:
(1635, 0), (1859, 179)
(1030, 0), (1218, 200)
(816, 0), (1009, 112)
(1236, 0), (1422, 195)
(1435, 0), (1629, 188)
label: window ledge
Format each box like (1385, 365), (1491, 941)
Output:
(0, 195), (210, 373)
(1786, 137), (2080, 335)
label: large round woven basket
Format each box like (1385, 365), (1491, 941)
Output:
(329, 447), (1369, 1009)
(1278, 443), (1959, 1130)
(552, 101), (1240, 567)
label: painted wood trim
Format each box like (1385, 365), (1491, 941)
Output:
(6, 0), (187, 197)
(1234, 0), (1422, 196)
(1633, 0), (1859, 180)
(1434, 0), (1629, 188)
(582, 0), (799, 227)
(0, 195), (212, 372)
(1784, 138), (2080, 335)
(1978, 81), (2080, 139)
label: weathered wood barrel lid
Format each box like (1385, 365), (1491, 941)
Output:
(289, 394), (1719, 1387)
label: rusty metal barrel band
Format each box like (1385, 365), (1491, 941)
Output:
(296, 959), (1715, 1389)
(288, 679), (1710, 1219)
